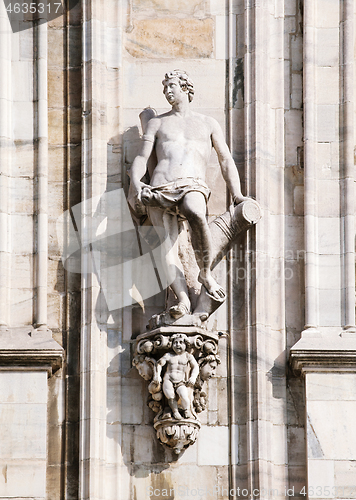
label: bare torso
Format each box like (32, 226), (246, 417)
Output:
(163, 352), (190, 384)
(150, 111), (213, 186)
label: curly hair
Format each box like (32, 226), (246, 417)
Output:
(162, 70), (195, 102)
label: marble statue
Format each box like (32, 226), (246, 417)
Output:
(129, 70), (248, 321)
(133, 329), (221, 454)
(153, 333), (199, 420)
(130, 72), (261, 455)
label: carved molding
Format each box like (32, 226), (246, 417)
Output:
(289, 337), (356, 376)
(0, 327), (64, 375)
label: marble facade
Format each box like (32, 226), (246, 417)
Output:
(0, 0), (355, 499)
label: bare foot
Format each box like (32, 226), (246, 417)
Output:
(198, 271), (226, 300)
(172, 409), (182, 420)
(169, 302), (190, 319)
(183, 409), (193, 419)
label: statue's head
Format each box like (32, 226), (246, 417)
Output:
(198, 354), (221, 381)
(171, 333), (189, 354)
(162, 70), (194, 103)
(132, 354), (154, 380)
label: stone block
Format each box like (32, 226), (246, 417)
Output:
(318, 254), (341, 290)
(10, 254), (33, 290)
(0, 461), (46, 498)
(316, 105), (337, 142)
(125, 18), (214, 59)
(133, 425), (159, 464)
(133, 0), (208, 16)
(318, 217), (340, 254)
(48, 108), (65, 145)
(316, 142), (332, 176)
(291, 35), (303, 72)
(47, 293), (63, 330)
(121, 377), (144, 424)
(291, 73), (302, 109)
(48, 28), (65, 69)
(307, 373), (356, 402)
(10, 176), (34, 214)
(308, 400), (356, 460)
(293, 185), (304, 215)
(316, 0), (340, 28)
(318, 289), (341, 327)
(0, 372), (46, 405)
(12, 61), (33, 102)
(288, 427), (306, 466)
(19, 27), (33, 60)
(215, 15), (228, 60)
(285, 0), (296, 17)
(316, 28), (339, 67)
(11, 214), (33, 254)
(308, 460), (335, 497)
(197, 425), (229, 465)
(316, 67), (339, 105)
(334, 460), (356, 498)
(317, 180), (340, 217)
(48, 69), (65, 108)
(285, 109), (303, 166)
(210, 0), (227, 15)
(13, 102), (33, 141)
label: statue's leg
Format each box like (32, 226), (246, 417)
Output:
(176, 385), (192, 418)
(147, 207), (191, 314)
(179, 192), (225, 300)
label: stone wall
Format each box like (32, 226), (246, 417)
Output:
(0, 0), (356, 499)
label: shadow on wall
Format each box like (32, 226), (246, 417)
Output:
(105, 127), (178, 477)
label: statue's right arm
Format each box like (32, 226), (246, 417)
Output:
(130, 118), (160, 193)
(154, 353), (168, 382)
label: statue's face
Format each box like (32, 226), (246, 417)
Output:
(136, 361), (153, 380)
(163, 77), (185, 105)
(200, 361), (218, 381)
(172, 337), (186, 354)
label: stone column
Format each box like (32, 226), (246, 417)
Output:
(79, 0), (122, 496)
(290, 0), (356, 497)
(242, 0), (288, 496)
(0, 1), (11, 328)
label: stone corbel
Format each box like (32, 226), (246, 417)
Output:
(133, 326), (221, 455)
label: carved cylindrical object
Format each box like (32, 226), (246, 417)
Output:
(210, 198), (262, 269)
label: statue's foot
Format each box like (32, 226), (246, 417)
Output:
(172, 409), (182, 420)
(198, 272), (226, 300)
(183, 409), (193, 419)
(169, 302), (190, 319)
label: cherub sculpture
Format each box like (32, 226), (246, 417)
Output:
(153, 333), (199, 420)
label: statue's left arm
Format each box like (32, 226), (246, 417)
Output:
(187, 354), (200, 387)
(210, 118), (247, 205)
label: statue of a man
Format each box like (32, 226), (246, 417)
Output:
(130, 70), (246, 319)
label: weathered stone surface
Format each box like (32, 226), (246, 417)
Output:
(125, 18), (214, 59)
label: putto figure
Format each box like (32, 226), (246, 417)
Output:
(129, 70), (247, 319)
(153, 333), (199, 420)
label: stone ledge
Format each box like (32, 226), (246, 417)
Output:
(0, 327), (64, 375)
(290, 337), (356, 375)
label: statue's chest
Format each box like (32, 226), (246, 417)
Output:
(159, 119), (209, 144)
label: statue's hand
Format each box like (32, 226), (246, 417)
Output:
(186, 378), (195, 388)
(129, 181), (150, 215)
(140, 186), (154, 206)
(233, 194), (250, 205)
